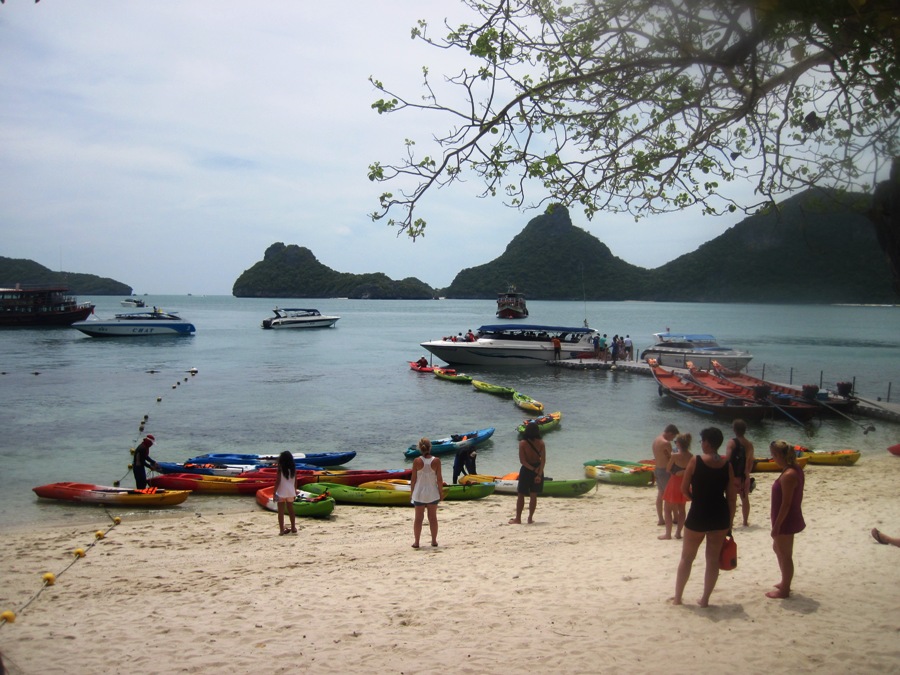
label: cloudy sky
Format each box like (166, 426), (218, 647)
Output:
(1, 1), (743, 295)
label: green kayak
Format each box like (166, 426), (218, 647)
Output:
(434, 368), (473, 383)
(516, 411), (562, 435)
(494, 477), (596, 497)
(444, 482), (496, 500)
(583, 459), (654, 486)
(303, 482), (412, 506)
(472, 380), (516, 396)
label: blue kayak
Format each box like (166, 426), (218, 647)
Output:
(184, 450), (357, 468)
(404, 427), (495, 459)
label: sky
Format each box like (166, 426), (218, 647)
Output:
(0, 1), (746, 295)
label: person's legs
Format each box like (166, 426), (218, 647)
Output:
(277, 501), (286, 534)
(527, 492), (538, 523)
(673, 528), (704, 604)
(699, 529), (727, 607)
(740, 484), (751, 527)
(674, 504), (686, 538)
(426, 503), (439, 546)
(510, 494), (526, 524)
(659, 502), (673, 539)
(412, 505), (425, 547)
(288, 501), (297, 533)
(766, 534), (795, 598)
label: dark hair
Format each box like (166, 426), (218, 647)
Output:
(278, 450), (296, 479)
(523, 421), (542, 440)
(664, 424), (679, 435)
(733, 419), (747, 436)
(700, 427), (724, 450)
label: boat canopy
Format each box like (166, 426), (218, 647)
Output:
(273, 308), (322, 315)
(478, 324), (595, 335)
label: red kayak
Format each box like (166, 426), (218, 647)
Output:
(889, 443), (900, 457)
(237, 467), (413, 486)
(148, 473), (274, 495)
(33, 482), (189, 506)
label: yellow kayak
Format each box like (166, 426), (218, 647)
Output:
(753, 455), (809, 472)
(801, 449), (860, 466)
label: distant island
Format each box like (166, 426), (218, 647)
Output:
(0, 257), (131, 295)
(233, 190), (897, 304)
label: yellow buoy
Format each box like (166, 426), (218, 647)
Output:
(73, 548), (86, 558)
(1, 610), (15, 623)
(42, 572), (56, 586)
(95, 530), (105, 540)
(113, 517), (121, 525)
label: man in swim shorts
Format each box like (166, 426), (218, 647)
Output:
(653, 424), (679, 526)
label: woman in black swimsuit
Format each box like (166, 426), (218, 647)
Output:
(673, 427), (736, 608)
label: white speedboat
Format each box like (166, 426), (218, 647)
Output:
(421, 324), (598, 366)
(261, 307), (340, 329)
(72, 308), (195, 337)
(639, 332), (752, 371)
(120, 298), (146, 308)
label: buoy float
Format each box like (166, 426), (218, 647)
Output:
(42, 572), (56, 586)
(113, 517), (121, 525)
(95, 530), (105, 540)
(1, 610), (15, 623)
(143, 414), (149, 420)
(157, 396), (162, 402)
(73, 548), (86, 558)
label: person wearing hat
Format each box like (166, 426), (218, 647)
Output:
(133, 435), (160, 489)
(452, 445), (477, 484)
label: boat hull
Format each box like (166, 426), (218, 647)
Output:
(33, 482), (189, 506)
(302, 482), (413, 506)
(513, 393), (544, 414)
(405, 427), (495, 458)
(255, 486), (336, 517)
(492, 477), (596, 497)
(149, 474), (275, 495)
(802, 449), (861, 466)
(650, 362), (771, 420)
(72, 320), (195, 336)
(186, 451), (356, 468)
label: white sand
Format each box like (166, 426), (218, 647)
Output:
(2, 455), (900, 674)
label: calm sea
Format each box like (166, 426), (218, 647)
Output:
(2, 296), (898, 528)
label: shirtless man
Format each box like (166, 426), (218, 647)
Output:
(653, 424), (679, 525)
(724, 419), (755, 527)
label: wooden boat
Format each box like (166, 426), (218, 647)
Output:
(752, 455), (809, 472)
(516, 411), (562, 435)
(496, 285), (528, 319)
(472, 380), (516, 396)
(186, 450), (357, 468)
(801, 449), (861, 466)
(33, 482), (189, 507)
(301, 482), (413, 506)
(649, 360), (771, 420)
(492, 476), (596, 497)
(686, 364), (819, 422)
(0, 285), (93, 326)
(711, 360), (858, 413)
(404, 427), (495, 458)
(584, 464), (654, 486)
(357, 479), (495, 501)
(148, 473), (274, 495)
(237, 467), (413, 486)
(255, 486), (336, 518)
(513, 392), (544, 414)
(434, 367), (472, 383)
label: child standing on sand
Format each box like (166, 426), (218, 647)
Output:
(274, 451), (297, 535)
(659, 433), (693, 540)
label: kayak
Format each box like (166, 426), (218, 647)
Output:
(33, 482), (190, 507)
(584, 464), (654, 486)
(472, 380), (516, 397)
(801, 449), (861, 466)
(185, 450), (357, 467)
(888, 443), (900, 457)
(405, 427), (495, 458)
(302, 482), (413, 506)
(489, 475), (596, 497)
(237, 467), (413, 486)
(513, 392), (544, 414)
(517, 411), (562, 435)
(149, 473), (274, 495)
(255, 486), (336, 518)
(409, 361), (436, 373)
(753, 455), (809, 472)
(155, 460), (321, 476)
(434, 367), (473, 383)
(357, 479), (495, 501)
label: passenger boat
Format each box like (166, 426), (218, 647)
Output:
(120, 298), (146, 308)
(471, 380), (516, 396)
(71, 307), (195, 337)
(434, 367), (472, 383)
(421, 324), (599, 366)
(32, 482), (189, 506)
(255, 486), (336, 518)
(685, 364), (820, 422)
(301, 482), (414, 506)
(496, 286), (528, 319)
(148, 473), (275, 495)
(710, 360), (858, 414)
(516, 411), (562, 435)
(186, 450), (356, 468)
(513, 392), (544, 414)
(0, 285), (94, 326)
(649, 360), (772, 420)
(640, 332), (752, 371)
(260, 307), (339, 329)
(404, 427), (495, 458)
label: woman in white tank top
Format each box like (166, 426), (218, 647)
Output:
(410, 437), (444, 548)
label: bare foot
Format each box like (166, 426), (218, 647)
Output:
(766, 589), (790, 599)
(431, 541), (438, 547)
(527, 518), (534, 524)
(658, 520), (665, 526)
(675, 533), (683, 539)
(508, 518), (521, 525)
(698, 598), (710, 608)
(658, 534), (672, 540)
(411, 543), (420, 549)
(669, 596), (682, 606)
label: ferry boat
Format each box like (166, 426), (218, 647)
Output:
(261, 307), (340, 329)
(71, 307), (195, 337)
(0, 285), (94, 327)
(639, 332), (752, 371)
(421, 324), (597, 366)
(496, 286), (528, 319)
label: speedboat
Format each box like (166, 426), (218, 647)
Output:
(120, 297), (146, 308)
(421, 324), (598, 366)
(639, 332), (752, 371)
(71, 307), (196, 337)
(261, 307), (340, 329)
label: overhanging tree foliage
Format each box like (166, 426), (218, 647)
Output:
(368, 0), (900, 290)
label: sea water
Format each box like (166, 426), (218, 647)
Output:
(1, 296), (898, 529)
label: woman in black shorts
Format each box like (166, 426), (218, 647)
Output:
(673, 427), (736, 607)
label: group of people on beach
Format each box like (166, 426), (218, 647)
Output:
(652, 420), (806, 607)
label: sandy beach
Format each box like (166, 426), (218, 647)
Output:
(2, 454), (899, 675)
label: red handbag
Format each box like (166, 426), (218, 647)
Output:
(719, 533), (737, 570)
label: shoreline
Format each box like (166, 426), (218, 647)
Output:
(2, 455), (899, 673)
